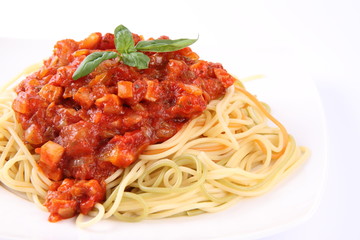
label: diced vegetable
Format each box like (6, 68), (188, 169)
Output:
(79, 32), (102, 49)
(214, 68), (236, 88)
(95, 94), (123, 114)
(89, 72), (108, 86)
(117, 81), (133, 98)
(181, 83), (202, 96)
(72, 49), (90, 57)
(73, 86), (94, 109)
(39, 141), (65, 169)
(166, 59), (188, 80)
(123, 113), (142, 127)
(24, 124), (44, 145)
(171, 95), (206, 118)
(12, 92), (30, 114)
(144, 80), (159, 102)
(189, 60), (211, 77)
(39, 84), (63, 102)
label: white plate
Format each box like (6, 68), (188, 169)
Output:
(0, 38), (327, 240)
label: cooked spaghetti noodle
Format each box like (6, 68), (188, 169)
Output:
(0, 64), (309, 227)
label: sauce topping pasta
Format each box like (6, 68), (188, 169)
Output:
(12, 31), (235, 221)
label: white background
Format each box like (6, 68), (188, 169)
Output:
(0, 0), (359, 239)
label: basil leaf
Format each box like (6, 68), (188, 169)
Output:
(72, 25), (199, 79)
(72, 51), (118, 80)
(122, 52), (150, 69)
(135, 38), (197, 52)
(114, 24), (136, 54)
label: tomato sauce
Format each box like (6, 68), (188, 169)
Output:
(12, 31), (235, 221)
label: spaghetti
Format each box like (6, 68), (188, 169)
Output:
(0, 64), (309, 227)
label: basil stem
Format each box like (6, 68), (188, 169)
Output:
(121, 52), (150, 70)
(72, 51), (118, 80)
(135, 38), (198, 52)
(114, 25), (136, 54)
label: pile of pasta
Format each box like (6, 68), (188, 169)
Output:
(0, 65), (309, 227)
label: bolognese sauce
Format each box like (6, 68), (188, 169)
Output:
(12, 31), (235, 222)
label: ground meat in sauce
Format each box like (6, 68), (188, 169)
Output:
(12, 31), (235, 221)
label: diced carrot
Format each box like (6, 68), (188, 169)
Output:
(95, 94), (122, 114)
(117, 81), (133, 98)
(73, 86), (94, 109)
(144, 80), (159, 102)
(39, 141), (65, 169)
(24, 124), (44, 145)
(39, 84), (63, 102)
(12, 92), (30, 114)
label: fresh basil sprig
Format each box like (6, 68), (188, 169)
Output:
(135, 38), (198, 52)
(122, 52), (150, 69)
(72, 51), (118, 80)
(72, 25), (197, 80)
(114, 24), (136, 54)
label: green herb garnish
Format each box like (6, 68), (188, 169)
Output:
(72, 25), (197, 80)
(72, 51), (118, 80)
